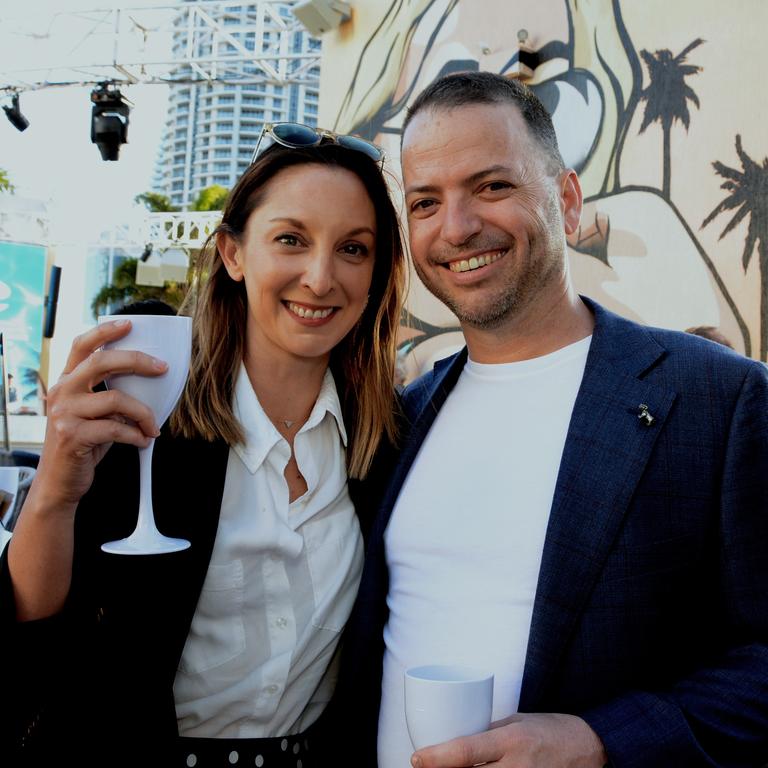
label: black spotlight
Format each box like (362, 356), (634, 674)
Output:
(90, 82), (131, 161)
(3, 94), (29, 132)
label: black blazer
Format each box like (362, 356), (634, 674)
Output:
(1, 429), (371, 765)
(336, 299), (768, 767)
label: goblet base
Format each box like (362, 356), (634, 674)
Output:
(101, 533), (191, 555)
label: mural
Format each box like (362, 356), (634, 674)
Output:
(0, 241), (47, 415)
(320, 0), (768, 377)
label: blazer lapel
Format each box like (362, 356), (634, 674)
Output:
(98, 433), (230, 684)
(519, 301), (677, 710)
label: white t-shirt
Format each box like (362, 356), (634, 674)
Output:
(378, 337), (591, 767)
(174, 365), (363, 737)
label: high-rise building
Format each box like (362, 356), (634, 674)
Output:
(153, 1), (320, 209)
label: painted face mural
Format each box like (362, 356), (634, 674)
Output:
(325, 0), (768, 377)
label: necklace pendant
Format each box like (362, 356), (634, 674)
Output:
(283, 420), (295, 429)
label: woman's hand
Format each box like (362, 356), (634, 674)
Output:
(33, 319), (167, 514)
(7, 319), (169, 621)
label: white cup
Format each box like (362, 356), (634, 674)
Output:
(404, 664), (494, 750)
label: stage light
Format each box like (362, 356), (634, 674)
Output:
(90, 82), (131, 161)
(3, 94), (29, 132)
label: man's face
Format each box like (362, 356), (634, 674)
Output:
(401, 102), (578, 332)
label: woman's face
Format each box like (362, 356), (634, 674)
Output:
(220, 163), (377, 369)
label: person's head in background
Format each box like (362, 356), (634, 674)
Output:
(175, 138), (406, 478)
(685, 325), (734, 349)
(112, 298), (178, 316)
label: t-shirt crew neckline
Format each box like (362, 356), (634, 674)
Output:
(466, 335), (593, 378)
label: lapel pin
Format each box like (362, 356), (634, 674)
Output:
(637, 403), (655, 427)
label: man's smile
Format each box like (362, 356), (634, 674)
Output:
(446, 249), (507, 273)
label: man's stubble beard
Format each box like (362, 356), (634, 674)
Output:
(412, 235), (563, 332)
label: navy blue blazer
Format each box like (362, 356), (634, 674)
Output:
(336, 298), (768, 767)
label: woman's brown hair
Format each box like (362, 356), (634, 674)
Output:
(172, 141), (405, 479)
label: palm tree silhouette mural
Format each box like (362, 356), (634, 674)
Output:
(702, 136), (768, 361)
(639, 38), (704, 199)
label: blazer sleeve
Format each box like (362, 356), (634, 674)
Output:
(0, 447), (122, 758)
(580, 362), (768, 767)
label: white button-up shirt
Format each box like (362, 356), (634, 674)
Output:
(174, 365), (363, 738)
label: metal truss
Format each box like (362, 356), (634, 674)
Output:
(1, 1), (320, 95)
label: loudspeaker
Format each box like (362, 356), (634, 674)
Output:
(43, 265), (61, 339)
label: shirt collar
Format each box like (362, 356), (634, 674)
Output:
(232, 363), (347, 474)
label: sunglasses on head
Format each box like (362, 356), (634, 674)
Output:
(250, 122), (385, 166)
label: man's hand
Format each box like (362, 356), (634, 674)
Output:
(410, 713), (607, 768)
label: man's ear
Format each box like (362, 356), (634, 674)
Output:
(218, 231), (244, 281)
(559, 169), (583, 236)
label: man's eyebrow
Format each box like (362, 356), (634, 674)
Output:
(405, 165), (513, 196)
(404, 182), (439, 196)
(464, 165), (513, 185)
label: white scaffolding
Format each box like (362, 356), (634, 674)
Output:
(0, 1), (321, 94)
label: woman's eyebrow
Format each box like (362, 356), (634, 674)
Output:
(344, 226), (376, 238)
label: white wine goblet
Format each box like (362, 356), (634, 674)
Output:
(97, 314), (192, 555)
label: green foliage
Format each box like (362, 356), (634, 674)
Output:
(134, 185), (229, 213)
(134, 191), (180, 212)
(191, 184), (229, 211)
(90, 257), (187, 319)
(0, 168), (13, 193)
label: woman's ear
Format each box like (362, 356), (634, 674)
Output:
(218, 231), (244, 281)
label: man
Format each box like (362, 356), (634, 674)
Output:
(684, 325), (735, 349)
(337, 72), (768, 767)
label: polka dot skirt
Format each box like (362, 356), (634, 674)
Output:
(178, 732), (314, 767)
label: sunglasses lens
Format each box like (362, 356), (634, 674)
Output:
(271, 122), (320, 147)
(337, 135), (383, 163)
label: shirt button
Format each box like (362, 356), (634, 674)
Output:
(266, 684), (279, 694)
(275, 617), (288, 629)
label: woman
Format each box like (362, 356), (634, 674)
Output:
(1, 128), (405, 766)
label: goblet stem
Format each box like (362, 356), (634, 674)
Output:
(135, 438), (162, 540)
(100, 437), (191, 555)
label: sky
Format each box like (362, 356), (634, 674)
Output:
(0, 1), (173, 244)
